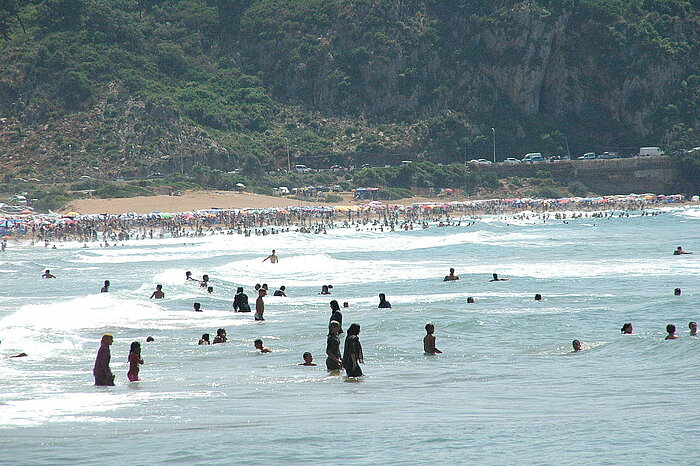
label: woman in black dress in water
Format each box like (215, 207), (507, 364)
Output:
(343, 323), (364, 377)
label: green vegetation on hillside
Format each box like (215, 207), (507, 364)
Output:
(0, 0), (698, 183)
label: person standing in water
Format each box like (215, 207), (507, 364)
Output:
(620, 323), (633, 334)
(423, 323), (442, 354)
(233, 287), (251, 312)
(443, 268), (460, 281)
(326, 321), (343, 371)
(689, 321), (698, 336)
(490, 273), (508, 281)
(127, 341), (144, 381)
(255, 288), (266, 321)
(343, 323), (364, 377)
(100, 280), (110, 293)
(262, 250), (278, 263)
(150, 284), (164, 299)
(93, 334), (115, 386)
(329, 300), (343, 333)
(378, 293), (391, 309)
(42, 269), (56, 278)
(572, 340), (582, 352)
(665, 324), (679, 340)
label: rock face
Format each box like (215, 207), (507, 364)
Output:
(240, 1), (699, 142)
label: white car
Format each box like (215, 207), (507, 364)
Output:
(502, 158), (520, 164)
(469, 159), (492, 165)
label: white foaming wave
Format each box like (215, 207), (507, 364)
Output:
(0, 294), (251, 349)
(294, 228), (551, 252)
(465, 257), (700, 279)
(211, 253), (446, 287)
(671, 206), (700, 220)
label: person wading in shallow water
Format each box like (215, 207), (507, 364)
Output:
(93, 334), (115, 386)
(343, 323), (364, 377)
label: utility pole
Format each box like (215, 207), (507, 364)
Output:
(491, 128), (496, 163)
(287, 146), (291, 172)
(564, 135), (571, 159)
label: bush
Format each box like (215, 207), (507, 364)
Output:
(377, 187), (413, 200)
(324, 193), (343, 203)
(567, 181), (588, 197)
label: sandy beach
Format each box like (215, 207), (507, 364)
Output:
(62, 191), (441, 214)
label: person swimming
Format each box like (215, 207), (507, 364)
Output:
(200, 274), (209, 288)
(233, 287), (251, 312)
(674, 246), (692, 255)
(42, 269), (56, 278)
(185, 271), (197, 281)
(490, 273), (508, 281)
(273, 285), (287, 297)
(150, 284), (164, 299)
(674, 288), (682, 296)
(423, 323), (442, 354)
(320, 285), (332, 295)
(534, 294), (542, 301)
(193, 302), (202, 312)
(198, 333), (210, 345)
(299, 352), (316, 366)
(665, 324), (679, 340)
(254, 339), (272, 353)
(690, 321), (698, 336)
(100, 280), (110, 292)
(443, 268), (460, 281)
(621, 323), (633, 334)
(467, 297), (475, 303)
(572, 340), (582, 352)
(212, 328), (227, 344)
(378, 293), (391, 309)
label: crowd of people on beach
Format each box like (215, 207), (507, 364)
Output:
(0, 193), (687, 248)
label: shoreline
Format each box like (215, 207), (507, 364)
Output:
(60, 190), (694, 216)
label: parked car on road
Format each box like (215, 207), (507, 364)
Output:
(522, 153), (545, 162)
(639, 147), (664, 156)
(578, 152), (597, 160)
(294, 164), (311, 173)
(469, 159), (492, 165)
(502, 158), (521, 164)
(599, 152), (620, 159)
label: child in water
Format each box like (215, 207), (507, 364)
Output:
(127, 341), (144, 381)
(423, 323), (442, 354)
(299, 352), (316, 366)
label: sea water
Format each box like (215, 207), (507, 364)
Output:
(1, 207), (700, 464)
